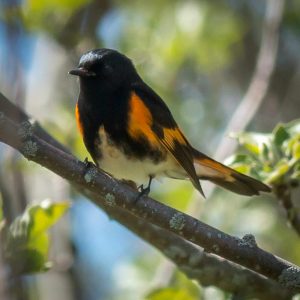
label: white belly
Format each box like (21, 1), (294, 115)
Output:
(96, 126), (185, 185)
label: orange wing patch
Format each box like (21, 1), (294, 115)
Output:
(127, 92), (158, 144)
(127, 92), (188, 149)
(75, 103), (84, 136)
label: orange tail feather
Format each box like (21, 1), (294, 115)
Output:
(193, 149), (271, 196)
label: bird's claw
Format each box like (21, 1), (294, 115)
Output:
(83, 157), (94, 168)
(134, 176), (153, 203)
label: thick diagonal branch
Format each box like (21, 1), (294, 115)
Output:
(0, 93), (299, 293)
(0, 94), (294, 298)
(79, 188), (293, 300)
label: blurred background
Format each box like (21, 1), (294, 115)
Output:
(0, 0), (300, 299)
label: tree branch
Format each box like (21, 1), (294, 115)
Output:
(0, 95), (295, 298)
(1, 93), (300, 294)
(79, 188), (294, 299)
(0, 94), (70, 154)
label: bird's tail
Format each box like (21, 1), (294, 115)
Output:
(193, 149), (271, 196)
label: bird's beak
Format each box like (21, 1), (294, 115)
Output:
(69, 67), (96, 77)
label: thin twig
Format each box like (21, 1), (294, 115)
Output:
(80, 188), (293, 300)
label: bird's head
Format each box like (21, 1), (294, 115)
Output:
(69, 48), (139, 89)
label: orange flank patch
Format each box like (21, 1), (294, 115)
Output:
(75, 103), (83, 136)
(127, 92), (158, 144)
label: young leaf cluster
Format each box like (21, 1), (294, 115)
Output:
(2, 199), (69, 275)
(227, 119), (300, 188)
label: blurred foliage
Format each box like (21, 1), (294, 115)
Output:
(0, 195), (3, 223)
(25, 0), (87, 13)
(146, 288), (197, 300)
(227, 119), (300, 187)
(1, 0), (89, 32)
(223, 119), (300, 246)
(284, 0), (300, 34)
(145, 272), (201, 300)
(2, 199), (69, 275)
(1, 0), (300, 299)
(117, 1), (244, 75)
(151, 180), (193, 212)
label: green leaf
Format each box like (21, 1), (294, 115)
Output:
(291, 170), (300, 180)
(224, 154), (250, 165)
(292, 140), (300, 160)
(225, 154), (254, 175)
(4, 199), (70, 275)
(230, 132), (271, 155)
(284, 119), (300, 135)
(146, 288), (198, 300)
(145, 271), (201, 299)
(265, 160), (290, 184)
(229, 120), (300, 188)
(27, 199), (70, 237)
(262, 143), (270, 160)
(272, 124), (290, 147)
(230, 163), (251, 175)
(285, 132), (300, 153)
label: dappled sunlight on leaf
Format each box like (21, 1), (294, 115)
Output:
(229, 119), (300, 186)
(152, 179), (194, 212)
(145, 271), (201, 300)
(4, 199), (70, 274)
(229, 132), (271, 156)
(112, 0), (244, 89)
(21, 0), (90, 31)
(146, 288), (197, 300)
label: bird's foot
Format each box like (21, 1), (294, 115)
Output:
(134, 176), (153, 203)
(83, 157), (94, 168)
(82, 157), (97, 180)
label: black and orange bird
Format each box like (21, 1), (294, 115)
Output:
(69, 48), (271, 197)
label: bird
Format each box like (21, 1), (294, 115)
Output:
(69, 48), (271, 197)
